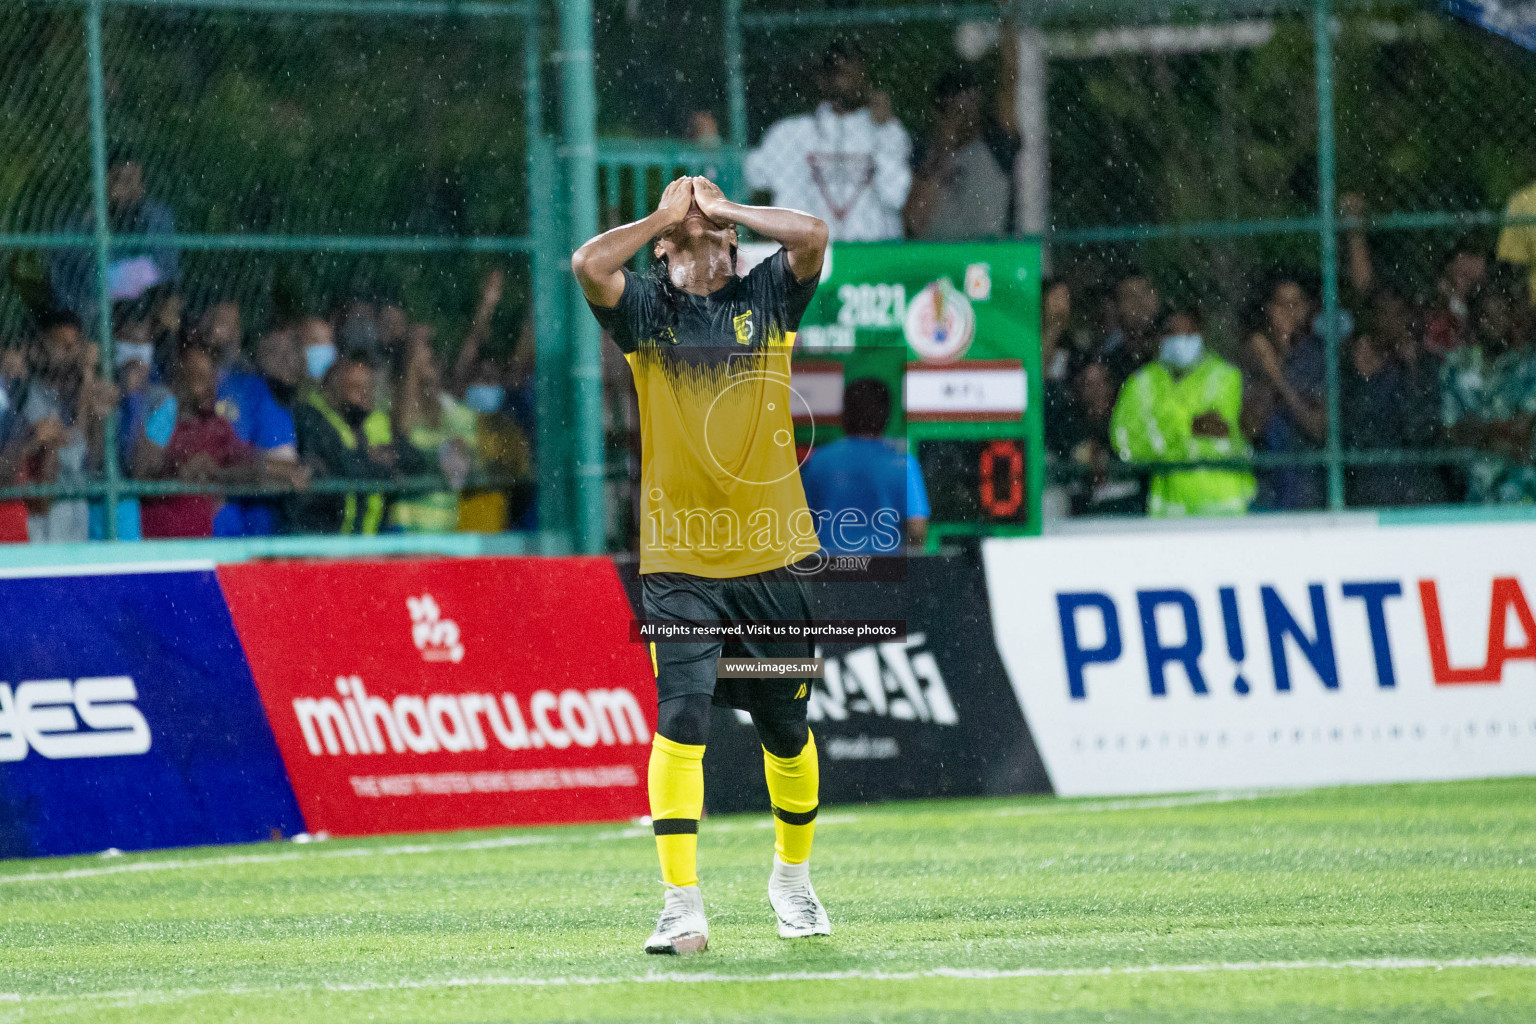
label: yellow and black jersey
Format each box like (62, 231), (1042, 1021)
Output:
(590, 249), (823, 578)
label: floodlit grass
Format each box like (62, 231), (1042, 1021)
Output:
(2, 779), (1534, 1022)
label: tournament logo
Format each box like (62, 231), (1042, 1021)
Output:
(903, 277), (976, 364)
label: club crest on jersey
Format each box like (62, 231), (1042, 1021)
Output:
(733, 311), (755, 346)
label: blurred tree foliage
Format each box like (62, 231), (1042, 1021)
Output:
(3, 1), (1534, 354)
(2, 3), (533, 349)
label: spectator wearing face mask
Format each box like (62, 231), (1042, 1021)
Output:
(213, 325), (312, 536)
(292, 353), (428, 535)
(299, 315), (338, 385)
(448, 269), (507, 402)
(455, 347), (534, 531)
(1110, 308), (1254, 517)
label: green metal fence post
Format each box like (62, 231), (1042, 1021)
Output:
(1313, 0), (1344, 511)
(525, 2), (570, 550)
(85, 0), (121, 541)
(559, 0), (603, 554)
(724, 0), (747, 195)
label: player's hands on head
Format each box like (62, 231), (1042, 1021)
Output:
(657, 176), (695, 229)
(690, 176), (732, 225)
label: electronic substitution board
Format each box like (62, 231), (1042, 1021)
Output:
(780, 241), (1044, 546)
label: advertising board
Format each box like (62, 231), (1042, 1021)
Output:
(0, 565), (302, 857)
(984, 525), (1536, 796)
(690, 554), (1051, 812)
(220, 557), (656, 836)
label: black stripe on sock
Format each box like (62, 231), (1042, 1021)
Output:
(772, 804), (818, 827)
(652, 817), (699, 836)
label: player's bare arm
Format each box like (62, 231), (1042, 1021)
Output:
(571, 175), (694, 307)
(690, 176), (828, 283)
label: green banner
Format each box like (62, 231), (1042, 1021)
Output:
(797, 240), (1042, 367)
(788, 241), (1044, 538)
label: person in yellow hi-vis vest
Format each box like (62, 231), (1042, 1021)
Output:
(1110, 308), (1256, 517)
(292, 351), (429, 534)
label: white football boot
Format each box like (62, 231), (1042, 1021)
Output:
(643, 883), (709, 955)
(768, 855), (831, 938)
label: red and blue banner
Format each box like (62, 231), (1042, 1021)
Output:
(0, 556), (657, 857)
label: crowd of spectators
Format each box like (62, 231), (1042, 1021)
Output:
(735, 38), (1536, 519)
(15, 49), (1536, 544)
(0, 155), (535, 544)
(1044, 197), (1536, 517)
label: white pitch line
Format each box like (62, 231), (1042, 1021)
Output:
(991, 789), (1312, 816)
(0, 788), (1339, 887)
(0, 834), (552, 886)
(5, 955), (1533, 1006)
(0, 813), (871, 886)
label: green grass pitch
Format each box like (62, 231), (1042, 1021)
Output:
(2, 778), (1534, 1023)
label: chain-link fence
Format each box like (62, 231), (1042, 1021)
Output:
(717, 0), (1536, 522)
(1, 0), (562, 547)
(6, 0), (1536, 552)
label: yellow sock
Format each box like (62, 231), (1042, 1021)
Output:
(648, 734), (704, 887)
(763, 731), (819, 865)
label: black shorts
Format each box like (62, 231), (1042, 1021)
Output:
(641, 566), (814, 713)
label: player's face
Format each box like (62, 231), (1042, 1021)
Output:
(655, 199), (736, 277)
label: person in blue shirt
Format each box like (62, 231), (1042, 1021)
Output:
(800, 377), (930, 555)
(212, 326), (308, 535)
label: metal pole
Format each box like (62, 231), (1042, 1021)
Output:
(724, 0), (748, 187)
(559, 0), (603, 554)
(1313, 0), (1343, 511)
(527, 4), (571, 549)
(85, 0), (121, 541)
(1014, 26), (1048, 242)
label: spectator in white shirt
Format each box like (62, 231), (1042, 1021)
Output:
(744, 43), (911, 241)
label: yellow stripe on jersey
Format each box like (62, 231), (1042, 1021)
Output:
(627, 329), (819, 578)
